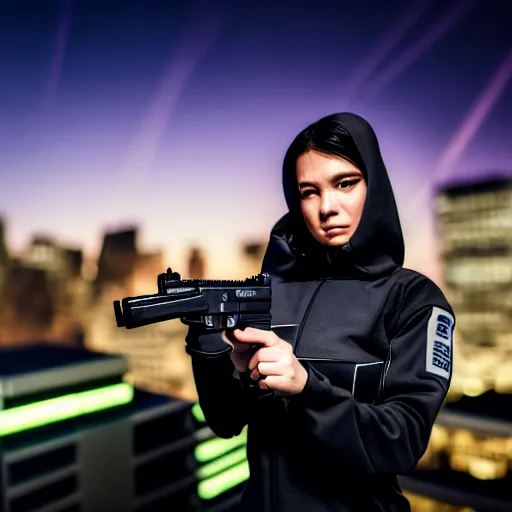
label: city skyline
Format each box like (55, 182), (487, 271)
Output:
(2, 171), (510, 285)
(1, 0), (511, 282)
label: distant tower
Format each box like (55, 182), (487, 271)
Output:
(66, 248), (83, 278)
(242, 242), (266, 275)
(434, 176), (512, 392)
(0, 216), (8, 291)
(95, 227), (138, 293)
(24, 235), (63, 275)
(187, 247), (205, 279)
(0, 216), (7, 265)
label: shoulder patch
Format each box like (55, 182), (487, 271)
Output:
(426, 307), (454, 380)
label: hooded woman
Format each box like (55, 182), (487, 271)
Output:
(186, 112), (455, 511)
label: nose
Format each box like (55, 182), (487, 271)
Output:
(319, 192), (337, 220)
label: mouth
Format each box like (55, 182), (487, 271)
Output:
(323, 226), (349, 233)
(322, 226), (350, 238)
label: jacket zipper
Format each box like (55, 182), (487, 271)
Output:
(268, 279), (329, 510)
(293, 279), (327, 356)
(267, 280), (327, 511)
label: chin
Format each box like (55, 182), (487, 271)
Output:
(318, 234), (350, 246)
(326, 238), (349, 246)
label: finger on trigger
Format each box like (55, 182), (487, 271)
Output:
(233, 327), (272, 346)
(250, 365), (260, 381)
(221, 331), (233, 347)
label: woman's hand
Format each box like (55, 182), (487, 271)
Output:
(226, 327), (308, 395)
(222, 330), (255, 372)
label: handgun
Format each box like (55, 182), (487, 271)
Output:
(113, 268), (272, 393)
(113, 267), (271, 331)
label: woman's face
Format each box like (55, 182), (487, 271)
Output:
(296, 150), (367, 246)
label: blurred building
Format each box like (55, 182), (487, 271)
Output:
(402, 391), (512, 512)
(95, 227), (139, 295)
(87, 306), (195, 400)
(404, 176), (512, 511)
(86, 226), (195, 400)
(133, 250), (165, 296)
(240, 241), (267, 277)
(0, 223), (90, 346)
(434, 177), (512, 394)
(188, 246), (206, 279)
(21, 235), (90, 344)
(0, 216), (8, 291)
(0, 343), (245, 512)
(0, 261), (55, 345)
(23, 235), (81, 276)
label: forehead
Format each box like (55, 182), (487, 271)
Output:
(296, 150), (362, 180)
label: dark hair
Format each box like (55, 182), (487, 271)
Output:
(282, 114), (366, 215)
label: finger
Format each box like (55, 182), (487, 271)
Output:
(254, 361), (287, 378)
(233, 342), (254, 354)
(250, 365), (261, 380)
(221, 331), (233, 347)
(232, 327), (278, 347)
(259, 375), (289, 393)
(223, 331), (253, 353)
(223, 330), (242, 345)
(231, 353), (250, 372)
(248, 346), (283, 371)
(258, 379), (270, 390)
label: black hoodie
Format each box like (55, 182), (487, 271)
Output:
(187, 113), (455, 512)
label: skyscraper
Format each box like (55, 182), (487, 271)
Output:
(87, 226), (195, 399)
(0, 216), (7, 264)
(95, 227), (138, 294)
(188, 247), (205, 279)
(434, 176), (512, 393)
(241, 241), (266, 276)
(0, 216), (8, 291)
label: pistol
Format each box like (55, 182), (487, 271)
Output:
(113, 268), (271, 332)
(113, 268), (272, 393)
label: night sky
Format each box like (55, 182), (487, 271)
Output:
(0, 0), (511, 282)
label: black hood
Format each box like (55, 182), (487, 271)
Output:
(262, 112), (404, 280)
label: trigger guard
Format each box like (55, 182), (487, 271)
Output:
(181, 315), (203, 326)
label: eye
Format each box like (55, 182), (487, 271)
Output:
(300, 189), (317, 198)
(337, 178), (360, 189)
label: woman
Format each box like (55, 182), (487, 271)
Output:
(186, 112), (455, 511)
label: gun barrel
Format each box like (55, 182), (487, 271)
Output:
(113, 269), (272, 330)
(114, 293), (208, 328)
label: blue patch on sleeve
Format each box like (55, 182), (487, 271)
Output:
(426, 307), (454, 380)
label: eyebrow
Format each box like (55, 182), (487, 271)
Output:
(298, 171), (363, 189)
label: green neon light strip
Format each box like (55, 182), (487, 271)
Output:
(196, 445), (247, 480)
(198, 460), (250, 500)
(0, 383), (134, 437)
(194, 427), (247, 463)
(191, 403), (205, 423)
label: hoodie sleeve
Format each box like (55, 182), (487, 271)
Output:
(186, 327), (254, 439)
(284, 277), (455, 476)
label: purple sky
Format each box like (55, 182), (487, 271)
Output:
(0, 0), (511, 282)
